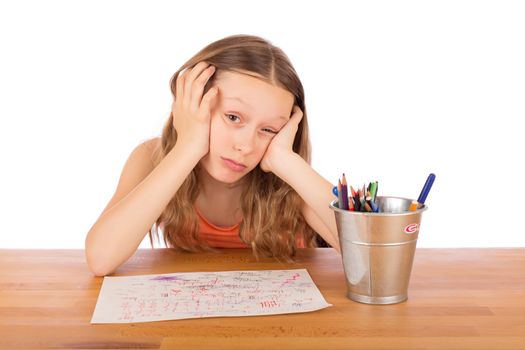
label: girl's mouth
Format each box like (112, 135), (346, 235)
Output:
(221, 157), (247, 172)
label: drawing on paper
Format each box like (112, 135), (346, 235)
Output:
(91, 269), (332, 323)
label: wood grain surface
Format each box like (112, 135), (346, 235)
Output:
(0, 248), (524, 349)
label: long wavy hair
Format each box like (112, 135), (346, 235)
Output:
(148, 34), (318, 260)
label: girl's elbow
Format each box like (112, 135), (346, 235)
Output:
(86, 254), (115, 277)
(90, 265), (111, 277)
(85, 239), (115, 277)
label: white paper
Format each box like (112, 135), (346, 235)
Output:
(91, 268), (332, 323)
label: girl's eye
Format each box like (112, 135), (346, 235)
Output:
(226, 114), (240, 123)
(225, 114), (277, 134)
(262, 128), (278, 135)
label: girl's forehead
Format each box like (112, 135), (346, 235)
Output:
(214, 71), (294, 118)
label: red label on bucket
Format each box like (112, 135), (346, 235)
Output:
(404, 223), (419, 234)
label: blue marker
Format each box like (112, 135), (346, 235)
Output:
(417, 173), (436, 204)
(369, 200), (379, 212)
(332, 186), (338, 197)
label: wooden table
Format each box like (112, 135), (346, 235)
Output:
(1, 248), (524, 349)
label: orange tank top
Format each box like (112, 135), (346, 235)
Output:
(195, 206), (249, 248)
(195, 207), (305, 248)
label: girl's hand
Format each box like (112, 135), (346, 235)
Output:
(172, 61), (218, 158)
(260, 105), (303, 173)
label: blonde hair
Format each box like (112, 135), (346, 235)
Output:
(149, 34), (318, 260)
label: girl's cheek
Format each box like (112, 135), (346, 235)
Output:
(256, 137), (272, 155)
(208, 116), (227, 148)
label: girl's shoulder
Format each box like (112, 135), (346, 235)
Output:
(97, 137), (162, 218)
(133, 137), (162, 167)
(121, 137), (162, 180)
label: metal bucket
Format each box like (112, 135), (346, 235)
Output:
(330, 196), (428, 304)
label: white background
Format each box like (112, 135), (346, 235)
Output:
(1, 0), (524, 249)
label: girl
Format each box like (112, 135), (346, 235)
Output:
(85, 34), (340, 276)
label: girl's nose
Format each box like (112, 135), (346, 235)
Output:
(233, 128), (256, 154)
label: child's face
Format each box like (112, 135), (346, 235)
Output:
(199, 70), (294, 184)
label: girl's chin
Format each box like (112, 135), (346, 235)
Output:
(210, 173), (243, 184)
(201, 165), (249, 185)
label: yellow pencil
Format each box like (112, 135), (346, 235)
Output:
(409, 200), (419, 211)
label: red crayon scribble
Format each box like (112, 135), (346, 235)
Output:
(260, 300), (278, 308)
(281, 272), (301, 287)
(210, 276), (219, 286)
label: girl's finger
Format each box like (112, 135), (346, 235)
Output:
(175, 68), (189, 103)
(183, 62), (210, 110)
(190, 65), (216, 111)
(281, 106), (303, 133)
(291, 105), (304, 124)
(281, 106), (303, 140)
(198, 86), (219, 119)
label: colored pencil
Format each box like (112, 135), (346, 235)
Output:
(352, 193), (360, 211)
(348, 196), (355, 211)
(337, 179), (343, 209)
(341, 174), (349, 210)
(350, 185), (357, 197)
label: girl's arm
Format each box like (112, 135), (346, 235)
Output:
(85, 62), (218, 276)
(261, 106), (341, 252)
(85, 140), (203, 276)
(269, 152), (340, 252)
